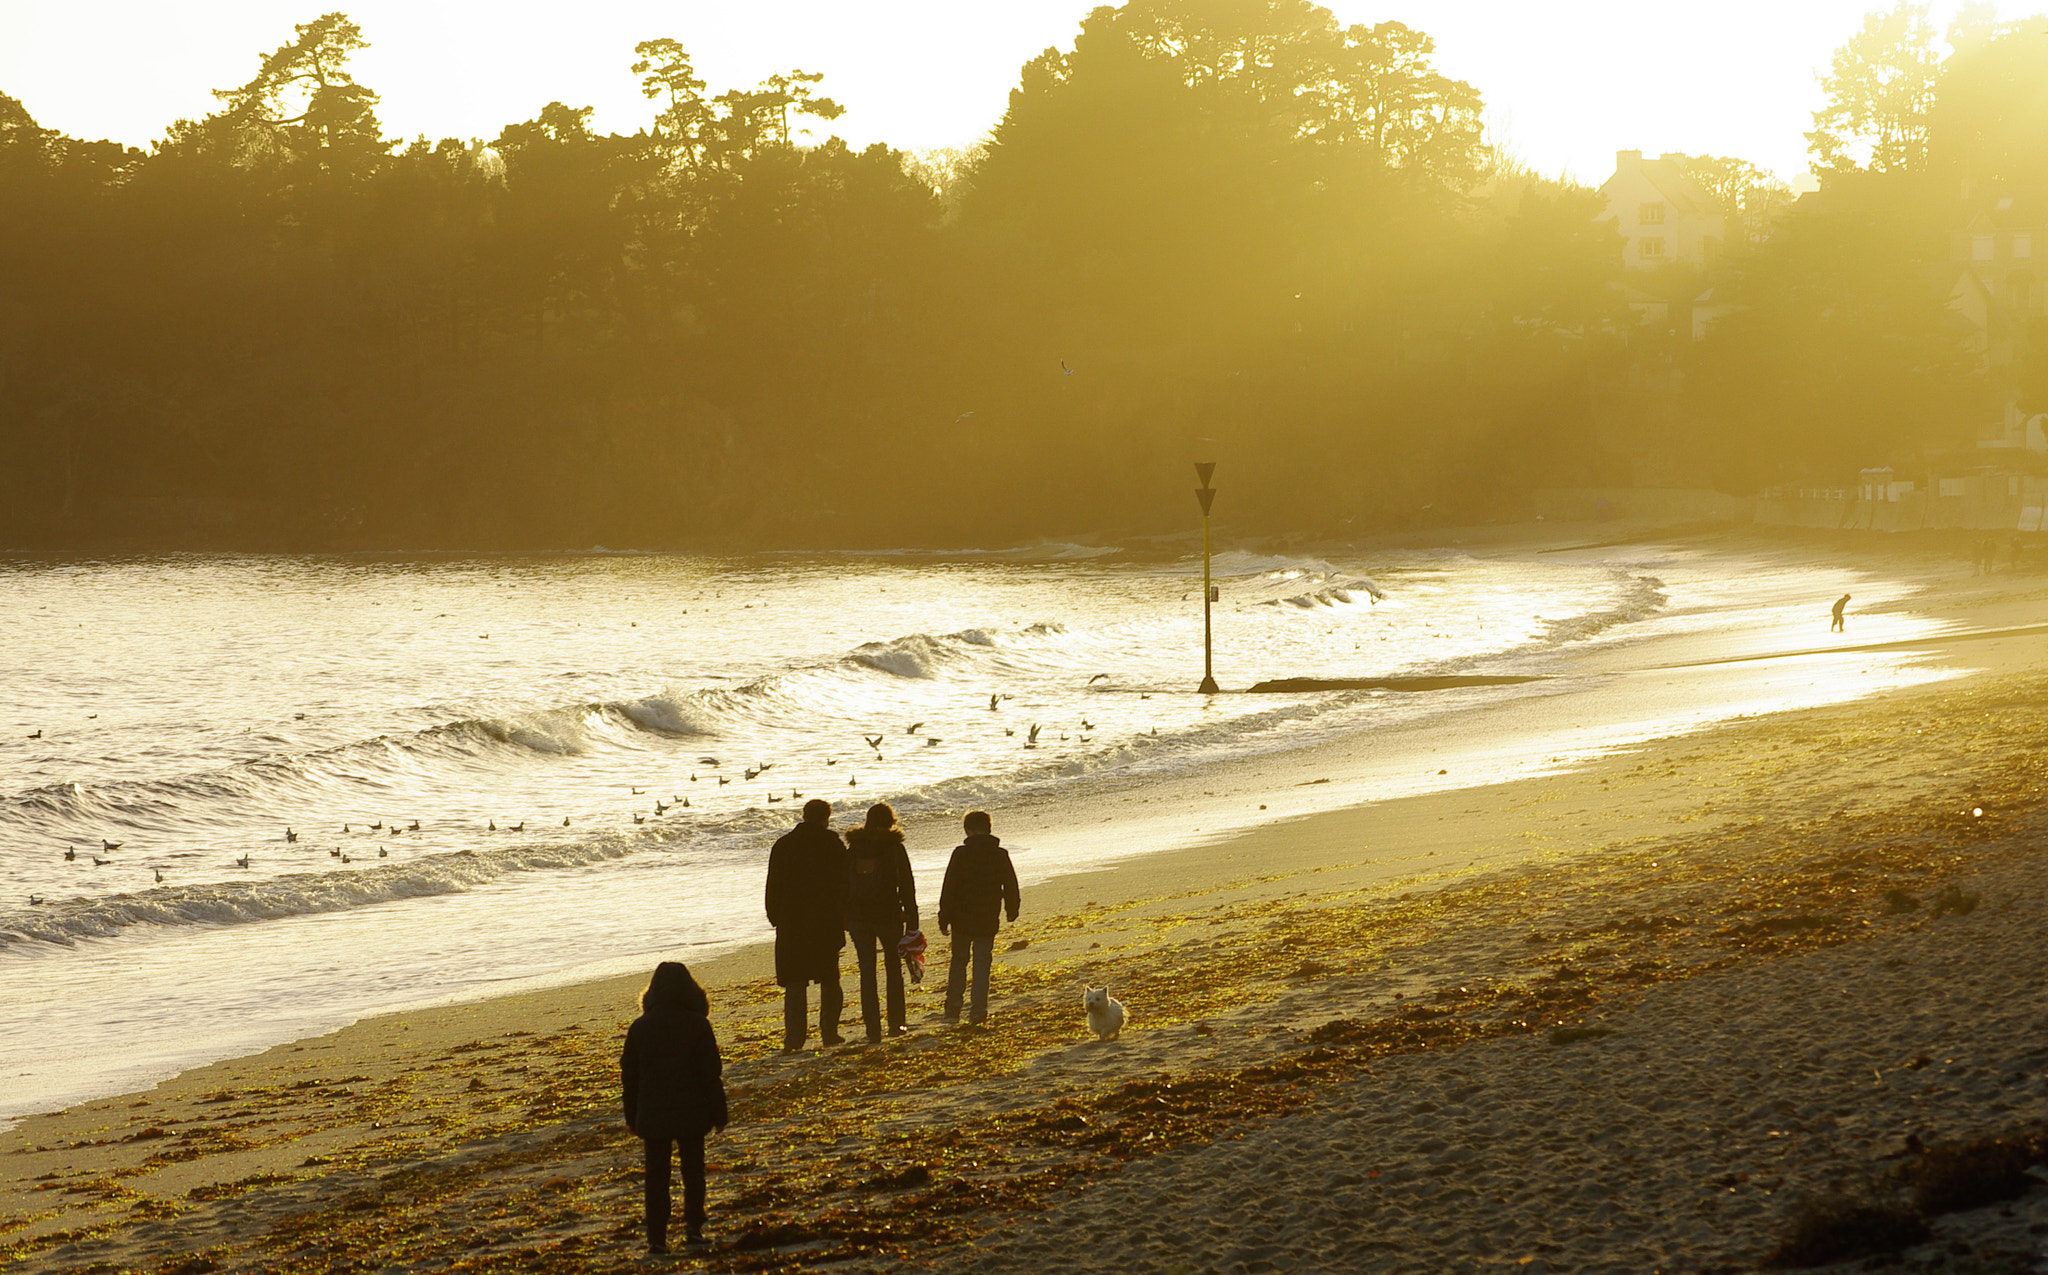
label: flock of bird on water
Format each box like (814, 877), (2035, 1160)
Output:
(21, 673), (1153, 908)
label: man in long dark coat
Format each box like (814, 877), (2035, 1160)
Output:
(764, 798), (848, 1051)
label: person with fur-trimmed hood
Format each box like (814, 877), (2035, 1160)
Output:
(621, 961), (727, 1253)
(937, 809), (1020, 1026)
(845, 801), (920, 1043)
(765, 798), (849, 1051)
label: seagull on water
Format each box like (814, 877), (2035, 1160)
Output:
(378, 846), (388, 857)
(907, 722), (923, 735)
(236, 854), (251, 868)
(631, 786), (646, 795)
(717, 776), (730, 786)
(510, 822), (525, 832)
(331, 847), (342, 857)
(1088, 673), (1110, 685)
(154, 868), (163, 882)
(92, 856), (110, 866)
(27, 730), (41, 739)
(408, 820), (420, 832)
(64, 848), (75, 861)
(634, 813), (645, 824)
(285, 828), (298, 843)
(488, 820), (496, 831)
(655, 801), (669, 814)
(28, 895), (42, 905)
(102, 840), (121, 851)
(562, 817), (571, 827)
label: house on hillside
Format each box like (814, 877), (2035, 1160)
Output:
(1599, 151), (1727, 272)
(1953, 186), (2046, 363)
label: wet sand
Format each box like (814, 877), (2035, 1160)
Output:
(7, 527), (2048, 1273)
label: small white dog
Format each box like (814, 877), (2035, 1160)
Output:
(1083, 984), (1129, 1041)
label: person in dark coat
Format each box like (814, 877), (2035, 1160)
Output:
(620, 961), (727, 1253)
(844, 802), (920, 1043)
(936, 809), (1020, 1026)
(764, 798), (848, 1051)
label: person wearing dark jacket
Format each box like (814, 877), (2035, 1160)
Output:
(764, 798), (848, 1051)
(936, 809), (1020, 1025)
(620, 961), (727, 1253)
(844, 801), (920, 1043)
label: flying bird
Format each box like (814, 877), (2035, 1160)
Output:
(1087, 673), (1110, 685)
(907, 722), (923, 735)
(1060, 359), (1074, 376)
(955, 411), (976, 423)
(1027, 724), (1042, 744)
(864, 735), (884, 751)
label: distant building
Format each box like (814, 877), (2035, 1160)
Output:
(1599, 151), (1727, 272)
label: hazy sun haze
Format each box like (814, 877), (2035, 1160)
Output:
(0, 0), (2011, 180)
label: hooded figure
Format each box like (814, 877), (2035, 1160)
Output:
(937, 809), (1020, 1025)
(764, 798), (848, 1049)
(620, 961), (726, 1252)
(844, 801), (920, 1042)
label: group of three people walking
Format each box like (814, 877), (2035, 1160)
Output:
(766, 798), (1021, 1048)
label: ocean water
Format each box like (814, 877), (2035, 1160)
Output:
(0, 540), (1953, 1123)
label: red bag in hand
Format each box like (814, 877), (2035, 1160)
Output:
(897, 929), (927, 984)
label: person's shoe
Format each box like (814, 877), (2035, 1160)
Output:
(684, 1224), (706, 1246)
(821, 1032), (847, 1047)
(648, 1239), (669, 1256)
(866, 1029), (883, 1045)
(780, 1044), (804, 1054)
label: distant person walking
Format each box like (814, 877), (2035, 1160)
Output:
(1831, 593), (1851, 633)
(765, 798), (848, 1051)
(621, 961), (727, 1254)
(845, 802), (920, 1043)
(937, 809), (1020, 1027)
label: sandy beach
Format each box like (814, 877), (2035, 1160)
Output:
(7, 527), (2048, 1274)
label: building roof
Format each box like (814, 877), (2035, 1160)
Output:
(1599, 151), (1725, 218)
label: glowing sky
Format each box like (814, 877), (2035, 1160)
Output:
(0, 0), (2014, 182)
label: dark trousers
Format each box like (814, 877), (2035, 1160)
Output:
(850, 921), (907, 1039)
(944, 932), (994, 1023)
(782, 967), (843, 1050)
(643, 1132), (706, 1247)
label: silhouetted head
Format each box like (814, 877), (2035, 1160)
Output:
(641, 960), (708, 1016)
(864, 802), (900, 834)
(963, 809), (992, 835)
(802, 798), (832, 826)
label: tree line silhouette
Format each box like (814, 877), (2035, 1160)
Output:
(2, 1), (2040, 550)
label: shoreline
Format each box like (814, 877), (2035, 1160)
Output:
(4, 522), (2039, 1118)
(6, 525), (2048, 1271)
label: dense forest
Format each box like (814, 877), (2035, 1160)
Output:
(1, 0), (2043, 550)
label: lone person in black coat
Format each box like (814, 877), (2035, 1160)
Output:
(845, 801), (920, 1043)
(1831, 593), (1851, 633)
(937, 809), (1021, 1026)
(621, 961), (727, 1253)
(765, 798), (848, 1051)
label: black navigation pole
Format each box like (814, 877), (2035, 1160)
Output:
(1195, 462), (1219, 694)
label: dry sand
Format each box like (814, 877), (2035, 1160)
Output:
(7, 527), (2048, 1273)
